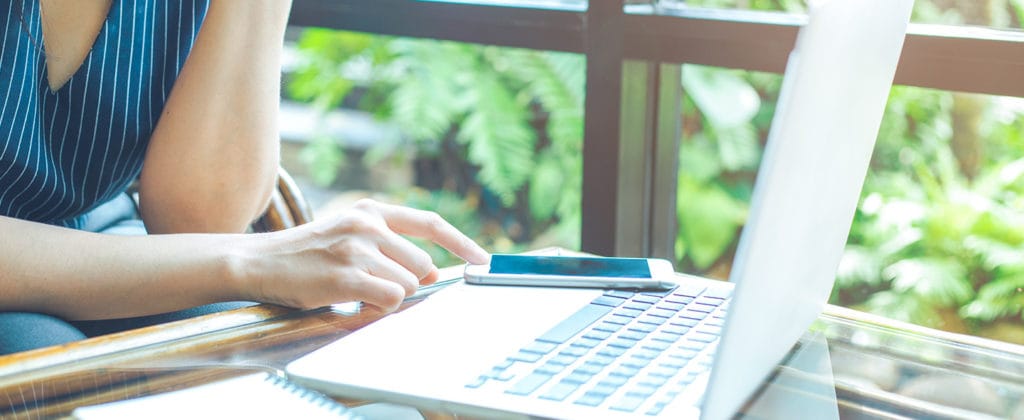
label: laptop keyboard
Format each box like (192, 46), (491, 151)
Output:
(465, 282), (732, 416)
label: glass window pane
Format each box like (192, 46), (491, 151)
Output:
(655, 0), (1024, 31)
(675, 64), (1024, 346)
(281, 29), (584, 267)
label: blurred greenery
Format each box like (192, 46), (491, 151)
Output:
(286, 1), (1024, 343)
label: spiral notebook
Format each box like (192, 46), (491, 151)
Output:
(72, 372), (361, 419)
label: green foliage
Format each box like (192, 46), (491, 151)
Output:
(288, 30), (585, 256)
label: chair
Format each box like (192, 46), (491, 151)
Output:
(251, 167), (314, 232)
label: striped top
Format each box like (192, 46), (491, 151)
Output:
(0, 0), (209, 229)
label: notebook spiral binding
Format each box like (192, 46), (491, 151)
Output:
(264, 374), (355, 417)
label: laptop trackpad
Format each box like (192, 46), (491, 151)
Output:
(288, 282), (602, 397)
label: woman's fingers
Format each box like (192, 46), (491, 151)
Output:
(356, 200), (490, 265)
(373, 228), (437, 281)
(347, 272), (407, 312)
(361, 250), (420, 297)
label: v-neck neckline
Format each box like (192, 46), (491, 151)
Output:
(39, 0), (115, 94)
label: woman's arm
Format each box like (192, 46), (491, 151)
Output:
(138, 1), (292, 234)
(0, 199), (490, 320)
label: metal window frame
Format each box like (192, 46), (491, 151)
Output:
(289, 0), (1024, 256)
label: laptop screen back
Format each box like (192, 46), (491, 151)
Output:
(701, 1), (913, 419)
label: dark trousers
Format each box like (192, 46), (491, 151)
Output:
(0, 194), (254, 356)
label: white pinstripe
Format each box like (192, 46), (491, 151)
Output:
(94, 1), (125, 205)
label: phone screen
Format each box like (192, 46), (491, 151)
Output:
(488, 255), (651, 278)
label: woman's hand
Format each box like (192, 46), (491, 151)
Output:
(234, 199), (490, 312)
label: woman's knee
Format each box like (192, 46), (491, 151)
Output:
(0, 312), (86, 356)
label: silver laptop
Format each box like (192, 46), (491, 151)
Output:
(286, 1), (912, 418)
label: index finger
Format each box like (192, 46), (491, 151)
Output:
(366, 201), (490, 265)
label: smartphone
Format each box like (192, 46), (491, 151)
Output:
(463, 254), (676, 290)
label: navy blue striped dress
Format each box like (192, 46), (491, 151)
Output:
(0, 0), (209, 229)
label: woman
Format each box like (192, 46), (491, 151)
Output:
(0, 0), (489, 355)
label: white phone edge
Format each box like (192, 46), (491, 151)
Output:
(462, 257), (677, 290)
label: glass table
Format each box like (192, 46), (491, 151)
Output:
(1, 265), (1022, 419)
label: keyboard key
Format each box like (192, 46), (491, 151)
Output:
(704, 317), (725, 327)
(607, 338), (639, 349)
(613, 308), (643, 318)
(679, 310), (708, 320)
(588, 382), (620, 397)
(465, 375), (488, 388)
(489, 369), (515, 381)
(690, 332), (718, 343)
(575, 392), (609, 407)
(539, 382), (579, 401)
(597, 346), (627, 358)
(571, 337), (602, 349)
(648, 309), (676, 319)
(622, 358), (650, 369)
(505, 373), (553, 396)
(670, 318), (700, 327)
(521, 341), (558, 355)
(633, 349), (661, 360)
(628, 323), (657, 334)
(535, 363), (567, 375)
(574, 362), (606, 376)
(583, 330), (612, 341)
(598, 375), (629, 387)
(696, 296), (724, 307)
(549, 354), (578, 366)
(679, 340), (707, 351)
(657, 302), (686, 312)
(495, 359), (515, 370)
(626, 384), (660, 398)
(610, 366), (641, 378)
(594, 321), (624, 333)
(651, 333), (682, 343)
(689, 303), (717, 313)
(672, 284), (706, 298)
(591, 295), (628, 308)
(640, 289), (672, 297)
(606, 315), (633, 325)
(610, 395), (648, 413)
(587, 354), (616, 366)
(703, 287), (732, 299)
(624, 301), (653, 311)
(560, 346), (589, 357)
(637, 315), (667, 326)
(643, 340), (670, 351)
(668, 349), (700, 360)
(664, 296), (694, 305)
(632, 295), (661, 304)
(537, 304), (613, 344)
(563, 372), (594, 384)
(660, 360), (687, 369)
(638, 376), (669, 387)
(647, 401), (669, 416)
(604, 290), (636, 299)
(662, 325), (690, 335)
(649, 367), (679, 378)
(699, 326), (723, 335)
(618, 330), (647, 341)
(508, 351), (543, 363)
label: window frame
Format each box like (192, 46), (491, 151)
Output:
(288, 0), (1024, 256)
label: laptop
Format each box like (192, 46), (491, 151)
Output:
(286, 0), (913, 418)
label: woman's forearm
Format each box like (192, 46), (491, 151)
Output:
(0, 216), (246, 320)
(139, 1), (293, 234)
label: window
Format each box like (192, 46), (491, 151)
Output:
(284, 0), (1024, 345)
